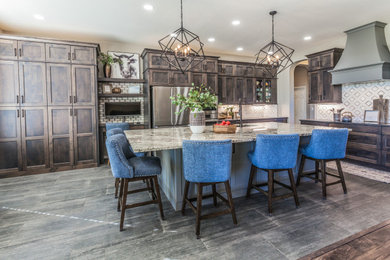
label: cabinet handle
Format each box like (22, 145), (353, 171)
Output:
(16, 95), (19, 104)
(14, 48), (17, 57)
(21, 95), (24, 103)
(22, 109), (25, 118)
(68, 52), (71, 60)
(72, 53), (76, 60)
(73, 96), (77, 103)
(19, 49), (22, 57)
(17, 109), (20, 118)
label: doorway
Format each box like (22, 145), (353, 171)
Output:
(294, 65), (309, 123)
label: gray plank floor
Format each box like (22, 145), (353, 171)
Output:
(0, 165), (390, 260)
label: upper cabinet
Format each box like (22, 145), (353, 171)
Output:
(46, 44), (71, 63)
(0, 60), (19, 106)
(0, 39), (18, 60)
(307, 48), (343, 104)
(70, 46), (96, 65)
(18, 41), (45, 62)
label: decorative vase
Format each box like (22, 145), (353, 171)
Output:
(104, 64), (111, 78)
(189, 109), (206, 134)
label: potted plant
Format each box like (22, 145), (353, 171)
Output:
(98, 52), (122, 78)
(170, 83), (218, 133)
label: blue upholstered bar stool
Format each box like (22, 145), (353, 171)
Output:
(106, 122), (130, 132)
(182, 140), (237, 239)
(246, 134), (300, 214)
(106, 128), (146, 198)
(106, 133), (164, 231)
(296, 129), (349, 199)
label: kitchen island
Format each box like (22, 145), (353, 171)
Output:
(125, 123), (337, 210)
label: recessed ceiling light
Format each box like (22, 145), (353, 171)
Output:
(232, 20), (240, 26)
(304, 36), (312, 41)
(236, 47), (243, 51)
(33, 14), (45, 20)
(208, 38), (215, 42)
(143, 4), (154, 11)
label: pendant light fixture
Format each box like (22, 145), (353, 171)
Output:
(255, 11), (294, 78)
(158, 0), (205, 73)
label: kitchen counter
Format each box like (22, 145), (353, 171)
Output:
(125, 122), (334, 153)
(124, 123), (335, 210)
(300, 119), (390, 127)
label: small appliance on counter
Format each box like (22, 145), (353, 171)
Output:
(205, 110), (218, 120)
(330, 108), (344, 122)
(341, 112), (354, 122)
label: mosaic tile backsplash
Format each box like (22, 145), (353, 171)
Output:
(218, 104), (278, 119)
(98, 82), (145, 124)
(315, 80), (390, 122)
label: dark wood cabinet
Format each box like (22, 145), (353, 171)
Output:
(47, 63), (72, 106)
(255, 78), (277, 104)
(191, 73), (218, 93)
(70, 46), (95, 65)
(171, 71), (190, 85)
(0, 107), (22, 173)
(18, 41), (45, 62)
(203, 59), (218, 73)
(245, 78), (255, 103)
(19, 62), (47, 106)
(0, 60), (19, 106)
(46, 44), (71, 63)
(0, 35), (99, 178)
(307, 48), (343, 104)
(72, 65), (96, 105)
(0, 39), (18, 60)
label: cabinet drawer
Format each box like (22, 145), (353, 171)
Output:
(346, 145), (381, 165)
(329, 123), (380, 134)
(382, 134), (390, 151)
(46, 44), (71, 63)
(347, 132), (380, 149)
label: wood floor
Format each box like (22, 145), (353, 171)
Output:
(0, 165), (390, 259)
(301, 219), (390, 259)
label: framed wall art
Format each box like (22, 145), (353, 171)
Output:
(108, 51), (140, 79)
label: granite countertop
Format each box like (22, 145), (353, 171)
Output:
(125, 122), (336, 153)
(300, 119), (390, 127)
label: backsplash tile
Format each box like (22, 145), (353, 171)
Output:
(218, 104), (278, 119)
(315, 80), (390, 122)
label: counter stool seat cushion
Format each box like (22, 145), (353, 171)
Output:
(106, 122), (130, 132)
(129, 157), (161, 177)
(300, 129), (349, 160)
(248, 134), (300, 170)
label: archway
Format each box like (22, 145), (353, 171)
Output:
(294, 64), (309, 123)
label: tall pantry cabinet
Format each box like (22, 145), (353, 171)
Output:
(0, 36), (99, 177)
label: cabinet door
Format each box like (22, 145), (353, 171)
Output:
(18, 41), (45, 62)
(320, 53), (333, 69)
(245, 78), (255, 104)
(191, 59), (203, 72)
(0, 108), (22, 173)
(20, 107), (49, 170)
(148, 53), (170, 69)
(218, 77), (225, 103)
(73, 106), (97, 165)
(255, 67), (267, 77)
(223, 64), (235, 75)
(309, 72), (320, 103)
(71, 46), (96, 65)
(235, 65), (245, 76)
(308, 56), (321, 71)
(150, 70), (170, 85)
(72, 65), (96, 106)
(47, 63), (72, 106)
(0, 60), (19, 106)
(46, 44), (71, 63)
(172, 71), (190, 86)
(225, 77), (235, 104)
(235, 78), (244, 103)
(192, 73), (203, 86)
(320, 71), (333, 102)
(48, 107), (73, 168)
(206, 74), (218, 94)
(203, 59), (218, 73)
(0, 39), (18, 60)
(19, 62), (47, 106)
(270, 78), (277, 104)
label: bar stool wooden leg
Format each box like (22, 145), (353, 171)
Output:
(153, 176), (165, 220)
(212, 184), (218, 207)
(117, 178), (124, 212)
(288, 169), (300, 208)
(336, 159), (348, 194)
(181, 180), (190, 215)
(296, 155), (306, 186)
(321, 160), (327, 199)
(120, 179), (128, 231)
(224, 180), (237, 225)
(315, 161), (319, 183)
(115, 178), (120, 198)
(196, 183), (203, 239)
(267, 170), (274, 214)
(246, 164), (256, 198)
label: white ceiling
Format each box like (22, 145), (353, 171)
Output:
(1, 0), (390, 61)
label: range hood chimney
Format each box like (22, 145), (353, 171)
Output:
(330, 21), (390, 84)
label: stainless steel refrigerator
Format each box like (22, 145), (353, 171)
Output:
(151, 86), (191, 128)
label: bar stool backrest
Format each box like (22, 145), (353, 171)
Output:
(304, 129), (349, 160)
(251, 134), (300, 170)
(106, 134), (135, 178)
(106, 123), (130, 132)
(182, 140), (232, 183)
(107, 128), (124, 138)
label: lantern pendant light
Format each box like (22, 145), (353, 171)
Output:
(158, 0), (205, 73)
(255, 11), (294, 77)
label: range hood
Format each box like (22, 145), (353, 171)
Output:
(330, 21), (390, 85)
